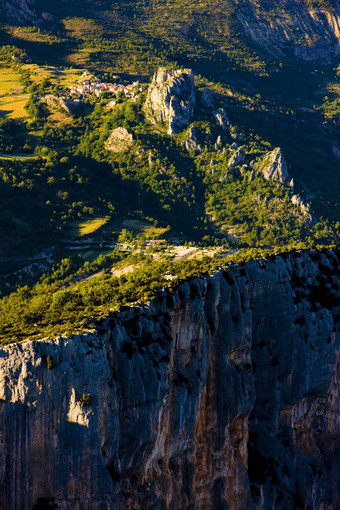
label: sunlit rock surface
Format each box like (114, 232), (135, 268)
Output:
(143, 68), (196, 135)
(255, 147), (290, 184)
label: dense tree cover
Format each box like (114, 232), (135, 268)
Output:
(0, 62), (338, 260)
(0, 245), (337, 345)
(0, 0), (339, 344)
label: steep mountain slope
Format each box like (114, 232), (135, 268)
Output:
(236, 0), (340, 61)
(3, 0), (340, 62)
(0, 0), (38, 23)
(0, 249), (339, 509)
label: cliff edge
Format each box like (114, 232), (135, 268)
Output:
(0, 249), (339, 509)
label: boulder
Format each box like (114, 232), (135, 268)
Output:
(143, 68), (196, 135)
(43, 94), (70, 114)
(214, 135), (223, 149)
(213, 107), (229, 130)
(148, 151), (156, 167)
(228, 147), (245, 168)
(104, 127), (133, 153)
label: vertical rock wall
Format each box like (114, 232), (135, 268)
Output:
(0, 250), (339, 509)
(143, 68), (196, 135)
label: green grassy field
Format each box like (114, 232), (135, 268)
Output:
(122, 219), (169, 239)
(0, 153), (37, 160)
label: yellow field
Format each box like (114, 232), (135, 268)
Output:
(83, 250), (112, 262)
(55, 68), (84, 87)
(65, 49), (96, 67)
(71, 217), (110, 238)
(9, 27), (65, 46)
(0, 67), (21, 94)
(0, 63), (86, 123)
(0, 67), (29, 120)
(22, 64), (56, 85)
(22, 64), (84, 88)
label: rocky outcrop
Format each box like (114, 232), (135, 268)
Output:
(255, 147), (290, 184)
(0, 0), (53, 24)
(228, 147), (245, 167)
(0, 249), (339, 509)
(213, 107), (229, 130)
(184, 126), (201, 151)
(236, 0), (340, 62)
(43, 95), (70, 115)
(143, 68), (196, 135)
(105, 127), (133, 153)
(291, 194), (315, 224)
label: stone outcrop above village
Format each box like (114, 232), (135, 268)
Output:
(104, 127), (133, 153)
(143, 68), (196, 135)
(0, 250), (339, 509)
(255, 147), (290, 184)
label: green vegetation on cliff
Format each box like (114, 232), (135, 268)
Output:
(0, 0), (339, 344)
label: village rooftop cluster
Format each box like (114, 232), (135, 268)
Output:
(68, 71), (147, 101)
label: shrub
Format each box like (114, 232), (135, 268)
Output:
(80, 393), (91, 407)
(46, 355), (53, 370)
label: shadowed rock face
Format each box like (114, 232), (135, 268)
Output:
(235, 0), (340, 62)
(0, 250), (339, 509)
(0, 0), (38, 23)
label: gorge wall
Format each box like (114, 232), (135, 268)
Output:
(0, 249), (339, 510)
(236, 0), (340, 62)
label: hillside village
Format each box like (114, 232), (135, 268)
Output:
(67, 71), (147, 101)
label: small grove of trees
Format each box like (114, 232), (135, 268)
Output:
(117, 229), (133, 244)
(25, 94), (45, 124)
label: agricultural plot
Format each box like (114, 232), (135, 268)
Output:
(70, 217), (110, 238)
(122, 219), (169, 239)
(0, 67), (29, 120)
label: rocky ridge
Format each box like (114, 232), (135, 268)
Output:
(236, 0), (340, 62)
(0, 249), (339, 509)
(255, 147), (290, 184)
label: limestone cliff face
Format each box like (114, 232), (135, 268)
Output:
(0, 250), (339, 509)
(143, 68), (196, 135)
(236, 0), (340, 62)
(0, 0), (38, 23)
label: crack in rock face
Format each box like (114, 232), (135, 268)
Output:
(0, 250), (339, 509)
